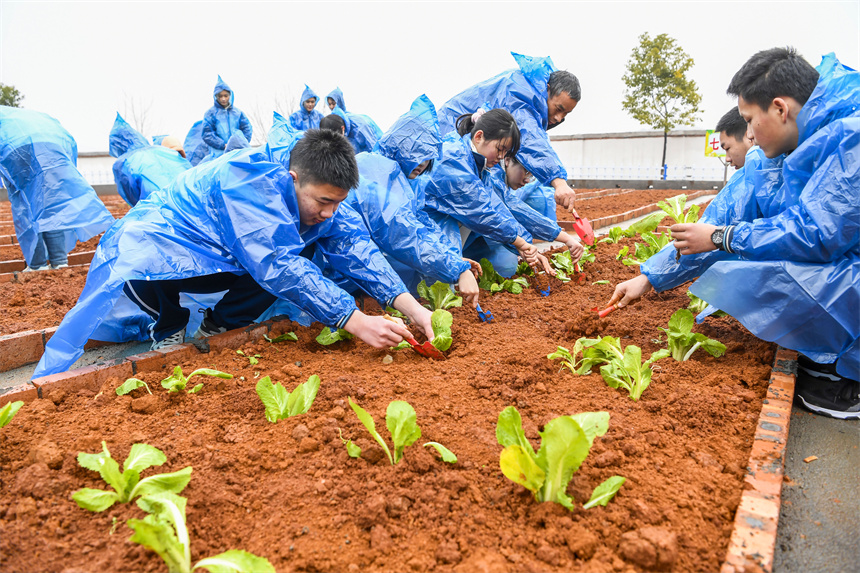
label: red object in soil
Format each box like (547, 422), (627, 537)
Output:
(405, 337), (447, 360)
(573, 215), (595, 246)
(594, 304), (618, 318)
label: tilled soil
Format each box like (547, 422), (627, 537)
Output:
(561, 189), (702, 222)
(0, 238), (775, 573)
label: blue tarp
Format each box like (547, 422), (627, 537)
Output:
(327, 87), (346, 111)
(691, 53), (860, 379)
(0, 106), (114, 266)
(183, 120), (209, 166)
(290, 85), (324, 131)
(34, 131), (407, 378)
(437, 52), (567, 186)
(330, 106), (383, 154)
(202, 75), (252, 159)
(108, 113), (149, 158)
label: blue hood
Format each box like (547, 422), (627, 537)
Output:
(327, 87), (346, 111)
(374, 94), (442, 177)
(109, 113), (150, 158)
(300, 85), (319, 108)
(213, 75), (234, 109)
(511, 52), (555, 128)
(273, 111), (290, 127)
(797, 53), (860, 145)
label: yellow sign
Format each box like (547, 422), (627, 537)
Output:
(705, 130), (726, 158)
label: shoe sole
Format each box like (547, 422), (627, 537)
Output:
(798, 365), (842, 382)
(796, 395), (860, 420)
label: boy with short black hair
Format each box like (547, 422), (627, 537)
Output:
(714, 107), (753, 169)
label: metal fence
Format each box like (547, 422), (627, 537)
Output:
(78, 169), (116, 185)
(566, 164), (725, 181)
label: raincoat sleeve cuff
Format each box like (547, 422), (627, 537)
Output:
(336, 309), (356, 330)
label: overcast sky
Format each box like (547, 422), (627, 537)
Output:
(1, 1), (858, 152)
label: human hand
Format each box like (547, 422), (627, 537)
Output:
(458, 269), (480, 309)
(670, 223), (718, 255)
(606, 274), (653, 309)
(392, 293), (435, 341)
(552, 178), (578, 215)
(464, 258), (483, 278)
(344, 312), (412, 348)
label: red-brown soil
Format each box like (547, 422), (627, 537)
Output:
(0, 266), (93, 336)
(0, 239), (775, 573)
(561, 189), (702, 222)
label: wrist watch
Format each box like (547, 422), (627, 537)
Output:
(711, 227), (726, 251)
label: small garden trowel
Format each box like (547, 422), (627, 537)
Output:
(476, 304), (494, 322)
(573, 214), (595, 246)
(383, 314), (446, 360)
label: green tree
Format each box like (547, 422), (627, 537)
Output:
(622, 33), (701, 176)
(0, 83), (24, 107)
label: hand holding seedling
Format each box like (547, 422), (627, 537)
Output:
(607, 274), (653, 309)
(458, 268), (480, 308)
(670, 222), (719, 254)
(344, 312), (413, 348)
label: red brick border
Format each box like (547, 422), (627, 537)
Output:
(559, 189), (712, 233)
(0, 250), (95, 274)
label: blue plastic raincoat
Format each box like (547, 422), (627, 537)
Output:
(0, 106), (114, 267)
(327, 87), (347, 112)
(109, 114), (191, 206)
(691, 54), (860, 379)
(437, 52), (567, 186)
(331, 106), (383, 154)
(34, 131), (407, 378)
(486, 166), (562, 242)
(202, 76), (252, 159)
(290, 85), (324, 131)
(342, 95), (470, 288)
(184, 120), (209, 166)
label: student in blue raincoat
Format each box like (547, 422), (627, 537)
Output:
(109, 114), (191, 206)
(34, 129), (434, 379)
(326, 87), (347, 112)
(202, 76), (252, 162)
(668, 50), (859, 419)
(0, 106), (114, 271)
(290, 85), (324, 131)
(422, 109), (552, 278)
(319, 106), (383, 154)
(437, 52), (582, 214)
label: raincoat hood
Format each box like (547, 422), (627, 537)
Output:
(511, 52), (555, 126)
(300, 85), (319, 108)
(109, 113), (150, 158)
(327, 87), (346, 111)
(273, 111), (290, 127)
(213, 75), (234, 109)
(797, 53), (860, 144)
(374, 95), (442, 177)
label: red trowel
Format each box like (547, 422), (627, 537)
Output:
(573, 212), (595, 246)
(384, 314), (446, 360)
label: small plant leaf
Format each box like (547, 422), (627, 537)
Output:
(495, 405), (536, 457)
(129, 467), (193, 501)
(583, 476), (626, 509)
(264, 332), (298, 343)
(188, 384), (204, 394)
(424, 442), (457, 463)
(386, 401), (422, 463)
(256, 377), (290, 423)
(193, 549), (276, 573)
(72, 488), (120, 512)
(568, 412), (610, 447)
(500, 445), (545, 493)
(116, 378), (151, 396)
(187, 368), (233, 380)
(316, 327), (354, 345)
(0, 401), (24, 428)
(418, 280), (462, 310)
(592, 280), (610, 285)
(286, 375), (321, 417)
(123, 444), (167, 474)
(429, 309), (453, 352)
(338, 429), (362, 458)
(349, 397), (393, 465)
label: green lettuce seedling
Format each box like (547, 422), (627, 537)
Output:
(430, 309), (453, 352)
(660, 309), (727, 361)
(236, 349), (261, 365)
(128, 492), (274, 573)
(0, 401), (23, 428)
(599, 345), (670, 400)
(263, 332), (298, 343)
(316, 327), (354, 345)
(621, 231), (672, 266)
(625, 211), (665, 237)
(161, 366), (232, 394)
(72, 442), (192, 512)
(116, 378), (152, 396)
(338, 428), (362, 458)
(479, 258), (529, 293)
(255, 375), (320, 423)
(598, 226), (626, 244)
(549, 336), (625, 375)
(347, 398), (455, 465)
(583, 476), (626, 509)
(657, 194), (700, 224)
(686, 292), (727, 318)
(515, 260), (534, 276)
(417, 280), (462, 310)
(497, 407), (621, 510)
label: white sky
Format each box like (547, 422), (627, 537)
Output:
(2, 1), (858, 152)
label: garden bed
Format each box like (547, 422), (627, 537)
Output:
(560, 189), (707, 222)
(0, 239), (779, 573)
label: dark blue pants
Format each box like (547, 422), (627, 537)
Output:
(124, 272), (277, 342)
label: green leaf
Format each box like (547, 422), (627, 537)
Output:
(161, 366), (188, 393)
(193, 549), (276, 573)
(495, 406), (535, 457)
(349, 398), (393, 465)
(547, 346), (576, 373)
(248, 356), (259, 366)
(316, 327), (354, 345)
(592, 280), (610, 285)
(127, 517), (189, 573)
(187, 368), (233, 381)
(188, 384), (204, 394)
(423, 442), (457, 463)
(0, 401), (24, 428)
(478, 258), (503, 290)
(390, 341), (411, 351)
(264, 332), (298, 343)
(129, 467), (193, 501)
(583, 476), (626, 509)
(384, 307), (406, 319)
(625, 211), (665, 236)
(286, 375), (320, 417)
(429, 309), (453, 352)
(551, 251), (576, 275)
(568, 412), (610, 447)
(418, 280), (462, 310)
(116, 378), (152, 396)
(535, 416), (591, 508)
(500, 445), (545, 493)
(72, 488), (120, 512)
(256, 377), (290, 423)
(338, 429), (362, 458)
(124, 444), (167, 474)
(386, 401), (421, 463)
(700, 338), (727, 358)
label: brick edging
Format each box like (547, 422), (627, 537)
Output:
(0, 250), (96, 274)
(559, 189), (712, 232)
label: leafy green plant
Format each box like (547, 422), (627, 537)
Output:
(660, 309), (726, 361)
(430, 309), (453, 352)
(128, 492), (274, 573)
(71, 442), (192, 512)
(625, 211), (665, 236)
(384, 307), (406, 318)
(478, 258), (529, 293)
(236, 349), (260, 365)
(417, 280), (462, 310)
(346, 398), (455, 465)
(0, 401), (23, 428)
(686, 292), (727, 318)
(620, 231), (672, 266)
(657, 194), (700, 224)
(592, 280), (610, 285)
(549, 336), (625, 375)
(263, 332), (297, 343)
(583, 476), (626, 509)
(496, 407), (621, 510)
(255, 375), (320, 423)
(116, 378), (152, 396)
(598, 226), (626, 244)
(515, 260), (534, 276)
(338, 428), (362, 458)
(316, 327), (354, 345)
(424, 442), (457, 463)
(161, 366), (232, 394)
(598, 345), (670, 400)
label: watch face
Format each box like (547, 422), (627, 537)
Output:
(711, 229), (724, 246)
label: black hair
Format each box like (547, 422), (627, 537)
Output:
(289, 129), (359, 190)
(548, 70), (581, 102)
(319, 114), (346, 133)
(715, 107), (748, 141)
(455, 109), (521, 157)
(727, 47), (819, 110)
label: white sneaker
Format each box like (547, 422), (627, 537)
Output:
(23, 265), (51, 272)
(151, 328), (186, 351)
(51, 263), (69, 269)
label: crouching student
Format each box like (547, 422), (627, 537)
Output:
(202, 76), (253, 161)
(33, 129), (434, 378)
(422, 109), (552, 278)
(109, 113), (191, 206)
(0, 105), (114, 271)
(668, 50), (860, 419)
(290, 85), (324, 131)
(320, 106), (383, 154)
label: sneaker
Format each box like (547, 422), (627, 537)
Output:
(797, 354), (841, 381)
(151, 328), (186, 351)
(193, 308), (228, 339)
(23, 265), (51, 272)
(795, 366), (860, 420)
(51, 263), (69, 270)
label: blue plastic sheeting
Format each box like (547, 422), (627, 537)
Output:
(330, 106), (383, 154)
(34, 131), (406, 378)
(290, 85), (324, 131)
(437, 52), (567, 186)
(691, 53), (860, 379)
(109, 114), (191, 206)
(343, 95), (469, 288)
(514, 180), (558, 220)
(327, 87), (347, 111)
(184, 120), (209, 166)
(0, 106), (114, 266)
(225, 131), (251, 152)
(202, 75), (252, 160)
(486, 165), (562, 242)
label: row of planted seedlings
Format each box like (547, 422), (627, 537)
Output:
(0, 192), (727, 571)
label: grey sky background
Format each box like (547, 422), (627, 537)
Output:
(1, 1), (858, 152)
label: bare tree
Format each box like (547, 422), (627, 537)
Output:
(247, 88), (297, 145)
(122, 91), (158, 139)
